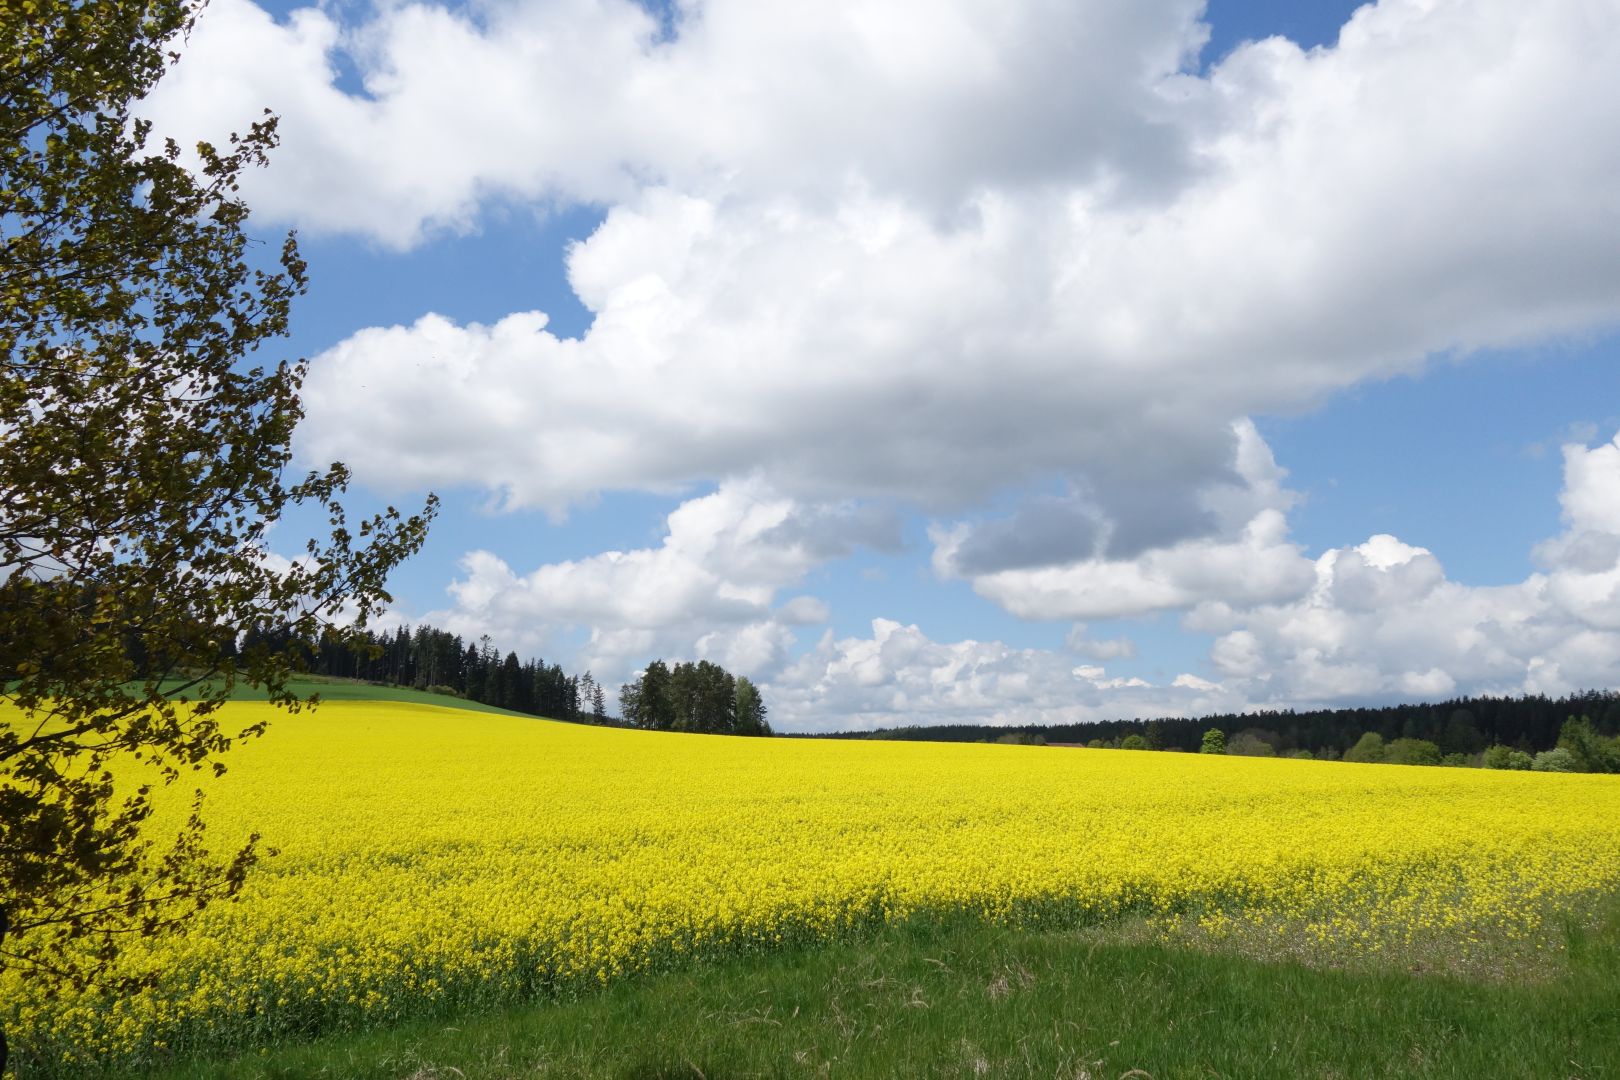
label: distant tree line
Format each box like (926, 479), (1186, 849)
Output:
(821, 691), (1620, 772)
(240, 622), (611, 723)
(619, 659), (772, 736)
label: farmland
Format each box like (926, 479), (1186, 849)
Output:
(6, 697), (1620, 1076)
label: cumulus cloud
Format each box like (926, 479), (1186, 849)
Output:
(934, 420), (1314, 620)
(1185, 433), (1620, 705)
(142, 0), (1208, 246)
(768, 431), (1620, 729)
(1065, 625), (1138, 661)
(140, 0), (1620, 537)
(414, 478), (873, 687)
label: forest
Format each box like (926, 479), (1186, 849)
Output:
(822, 690), (1620, 771)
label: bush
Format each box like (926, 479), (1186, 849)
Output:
(1385, 738), (1442, 766)
(1483, 745), (1535, 770)
(1119, 734), (1150, 750)
(1441, 752), (1471, 767)
(1344, 732), (1385, 764)
(1226, 732), (1276, 757)
(1532, 747), (1578, 773)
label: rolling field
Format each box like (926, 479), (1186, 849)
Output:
(6, 699), (1620, 1076)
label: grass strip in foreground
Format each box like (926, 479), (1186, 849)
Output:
(148, 911), (1620, 1080)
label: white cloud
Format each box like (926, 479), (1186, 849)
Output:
(934, 420), (1316, 619)
(766, 618), (1238, 732)
(399, 430), (1620, 731)
(136, 0), (1620, 542)
(772, 430), (1620, 730)
(1185, 433), (1620, 704)
(415, 477), (862, 687)
(143, 0), (1207, 247)
(1065, 625), (1138, 661)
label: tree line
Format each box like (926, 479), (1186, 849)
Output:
(821, 690), (1620, 770)
(244, 622), (612, 723)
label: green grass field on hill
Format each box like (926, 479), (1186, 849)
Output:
(219, 675), (533, 717)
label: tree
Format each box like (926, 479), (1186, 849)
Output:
(1119, 734), (1150, 750)
(1200, 728), (1226, 755)
(1226, 731), (1277, 757)
(0, 0), (435, 1066)
(1344, 732), (1386, 764)
(734, 676), (770, 737)
(1441, 709), (1484, 756)
(1557, 716), (1619, 773)
(619, 659), (765, 736)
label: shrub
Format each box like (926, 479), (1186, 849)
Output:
(1532, 747), (1578, 773)
(1226, 732), (1276, 757)
(1119, 734), (1151, 751)
(1344, 732), (1386, 764)
(1385, 738), (1442, 767)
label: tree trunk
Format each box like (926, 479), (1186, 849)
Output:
(0, 905), (8, 1077)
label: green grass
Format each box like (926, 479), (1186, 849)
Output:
(133, 674), (535, 719)
(137, 903), (1620, 1080)
(222, 676), (532, 718)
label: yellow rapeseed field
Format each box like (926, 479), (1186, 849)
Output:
(7, 699), (1620, 1070)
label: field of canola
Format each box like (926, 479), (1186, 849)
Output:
(8, 698), (1620, 1072)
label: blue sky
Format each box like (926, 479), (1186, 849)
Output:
(149, 0), (1620, 729)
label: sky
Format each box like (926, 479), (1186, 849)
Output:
(140, 0), (1620, 731)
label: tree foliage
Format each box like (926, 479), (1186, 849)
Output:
(1531, 747), (1577, 773)
(1383, 738), (1441, 767)
(0, 0), (435, 1046)
(1556, 717), (1620, 774)
(1199, 728), (1226, 755)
